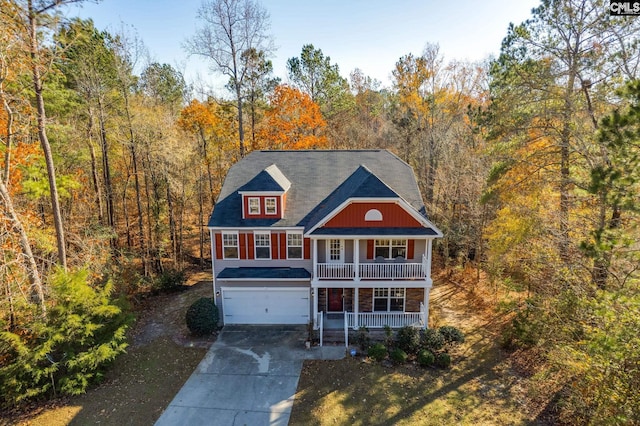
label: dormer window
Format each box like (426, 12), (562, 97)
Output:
(265, 198), (277, 215)
(248, 197), (260, 215)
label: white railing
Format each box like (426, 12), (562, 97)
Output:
(344, 311), (425, 329)
(316, 311), (324, 347)
(316, 263), (354, 279)
(359, 262), (425, 280)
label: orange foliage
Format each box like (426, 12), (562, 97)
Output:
(256, 85), (328, 150)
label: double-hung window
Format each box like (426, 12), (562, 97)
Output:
(248, 197), (260, 215)
(222, 232), (239, 259)
(373, 288), (405, 311)
(265, 198), (277, 215)
(254, 232), (271, 259)
(375, 239), (407, 259)
(287, 232), (303, 259)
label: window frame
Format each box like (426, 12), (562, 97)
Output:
(254, 231), (271, 260)
(248, 197), (260, 215)
(287, 232), (303, 260)
(374, 239), (407, 260)
(222, 232), (239, 260)
(265, 197), (277, 215)
(373, 287), (405, 312)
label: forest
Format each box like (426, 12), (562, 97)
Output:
(0, 0), (639, 423)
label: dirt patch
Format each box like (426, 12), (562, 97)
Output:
(2, 271), (217, 426)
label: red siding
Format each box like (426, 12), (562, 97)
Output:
(366, 240), (374, 259)
(239, 233), (247, 259)
(279, 232), (287, 259)
(408, 239), (415, 259)
(271, 233), (279, 259)
(215, 233), (223, 259)
(324, 202), (422, 228)
(243, 195), (282, 219)
(304, 238), (311, 259)
(247, 233), (255, 260)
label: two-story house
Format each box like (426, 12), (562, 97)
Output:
(208, 150), (442, 341)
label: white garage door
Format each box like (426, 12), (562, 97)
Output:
(222, 287), (310, 325)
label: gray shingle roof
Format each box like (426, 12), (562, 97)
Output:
(208, 150), (428, 230)
(217, 267), (311, 280)
(239, 164), (291, 192)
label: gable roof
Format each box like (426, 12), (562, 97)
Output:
(238, 164), (291, 193)
(208, 150), (431, 230)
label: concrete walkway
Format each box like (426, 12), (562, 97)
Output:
(155, 326), (345, 426)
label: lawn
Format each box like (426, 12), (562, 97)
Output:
(289, 269), (534, 425)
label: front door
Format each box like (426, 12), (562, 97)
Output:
(328, 288), (344, 312)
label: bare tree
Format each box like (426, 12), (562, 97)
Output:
(185, 0), (273, 158)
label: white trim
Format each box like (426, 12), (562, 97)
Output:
(373, 287), (406, 312)
(218, 277), (310, 282)
(364, 209), (383, 221)
(374, 238), (407, 260)
(309, 234), (438, 240)
(286, 231), (304, 260)
(239, 191), (285, 196)
(221, 231), (240, 260)
(253, 231), (271, 260)
(248, 197), (261, 215)
(209, 226), (304, 231)
(304, 198), (443, 237)
(265, 197), (277, 215)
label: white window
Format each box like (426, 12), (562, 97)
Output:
(265, 197), (277, 215)
(254, 232), (271, 259)
(364, 209), (383, 221)
(287, 233), (303, 259)
(375, 239), (407, 260)
(222, 232), (239, 259)
(248, 197), (260, 215)
(373, 288), (405, 312)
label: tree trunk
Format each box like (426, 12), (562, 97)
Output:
(97, 96), (115, 246)
(28, 1), (67, 270)
(2, 97), (14, 185)
(0, 177), (46, 315)
(86, 110), (104, 223)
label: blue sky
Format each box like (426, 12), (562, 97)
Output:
(66, 0), (540, 95)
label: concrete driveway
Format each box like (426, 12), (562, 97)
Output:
(155, 326), (345, 426)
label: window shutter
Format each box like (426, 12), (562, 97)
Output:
(247, 233), (255, 260)
(239, 233), (247, 259)
(366, 240), (374, 259)
(271, 233), (279, 259)
(215, 233), (222, 259)
(304, 238), (311, 259)
(407, 240), (415, 259)
(279, 233), (287, 259)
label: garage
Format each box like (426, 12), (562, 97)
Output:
(221, 287), (310, 325)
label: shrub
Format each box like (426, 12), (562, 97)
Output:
(396, 326), (420, 354)
(185, 298), (218, 336)
(367, 343), (387, 362)
(356, 326), (371, 351)
(390, 348), (408, 364)
(420, 328), (445, 352)
(435, 352), (451, 368)
(155, 269), (186, 293)
(418, 350), (435, 367)
(439, 326), (465, 346)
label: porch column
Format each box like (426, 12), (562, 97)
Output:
(313, 238), (318, 279)
(354, 287), (359, 330)
(354, 238), (360, 281)
(423, 286), (431, 329)
(426, 238), (433, 284)
(313, 285), (319, 329)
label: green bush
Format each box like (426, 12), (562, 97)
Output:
(417, 350), (435, 367)
(367, 343), (387, 362)
(356, 326), (371, 351)
(185, 298), (218, 336)
(390, 348), (408, 364)
(0, 269), (131, 408)
(420, 328), (445, 352)
(439, 326), (465, 346)
(435, 352), (452, 368)
(155, 269), (186, 292)
(396, 326), (421, 354)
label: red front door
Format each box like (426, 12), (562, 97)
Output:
(328, 288), (344, 312)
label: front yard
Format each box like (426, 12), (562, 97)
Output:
(290, 270), (534, 425)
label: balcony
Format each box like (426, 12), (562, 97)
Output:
(315, 255), (428, 280)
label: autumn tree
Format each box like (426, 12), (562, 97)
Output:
(256, 84), (328, 150)
(186, 0), (273, 158)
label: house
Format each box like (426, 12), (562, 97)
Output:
(208, 150), (442, 339)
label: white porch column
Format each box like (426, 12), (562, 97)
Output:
(426, 238), (433, 284)
(423, 286), (431, 329)
(313, 285), (319, 329)
(313, 238), (318, 279)
(354, 239), (360, 281)
(354, 287), (359, 330)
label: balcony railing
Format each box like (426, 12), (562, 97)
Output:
(315, 255), (427, 280)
